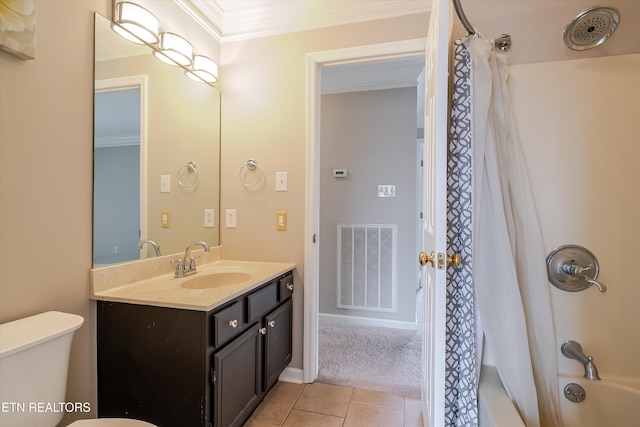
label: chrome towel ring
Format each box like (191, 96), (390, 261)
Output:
(239, 158), (263, 188)
(178, 161), (199, 189)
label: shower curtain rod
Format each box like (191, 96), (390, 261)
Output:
(452, 0), (475, 34)
(451, 0), (512, 51)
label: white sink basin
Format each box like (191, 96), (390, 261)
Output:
(180, 272), (253, 289)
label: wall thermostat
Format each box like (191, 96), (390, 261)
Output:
(333, 169), (348, 178)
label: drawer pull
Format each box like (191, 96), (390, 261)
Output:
(228, 319), (238, 328)
(268, 320), (276, 328)
(259, 327), (267, 335)
(286, 283), (294, 291)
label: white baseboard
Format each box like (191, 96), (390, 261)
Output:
(278, 367), (304, 384)
(319, 313), (418, 330)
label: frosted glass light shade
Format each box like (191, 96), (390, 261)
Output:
(153, 32), (193, 66)
(186, 55), (218, 84)
(112, 1), (159, 44)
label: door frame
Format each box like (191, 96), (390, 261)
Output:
(303, 39), (427, 383)
(95, 75), (148, 260)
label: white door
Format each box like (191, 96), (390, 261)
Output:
(420, 0), (451, 426)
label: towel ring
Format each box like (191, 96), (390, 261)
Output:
(178, 161), (199, 189)
(239, 159), (263, 188)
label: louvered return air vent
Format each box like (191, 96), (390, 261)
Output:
(337, 224), (397, 312)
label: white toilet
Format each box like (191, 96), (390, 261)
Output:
(0, 311), (156, 427)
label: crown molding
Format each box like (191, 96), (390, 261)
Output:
(178, 0), (430, 43)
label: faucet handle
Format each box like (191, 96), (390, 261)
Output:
(171, 259), (185, 277)
(188, 256), (199, 270)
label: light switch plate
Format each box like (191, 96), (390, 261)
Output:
(161, 210), (170, 228)
(204, 209), (215, 228)
(160, 175), (171, 193)
(276, 172), (288, 192)
(225, 209), (237, 228)
(276, 211), (287, 231)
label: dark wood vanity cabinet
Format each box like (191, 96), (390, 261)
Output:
(97, 271), (294, 427)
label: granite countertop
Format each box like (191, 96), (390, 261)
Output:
(91, 247), (295, 311)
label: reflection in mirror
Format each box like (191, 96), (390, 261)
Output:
(93, 13), (220, 267)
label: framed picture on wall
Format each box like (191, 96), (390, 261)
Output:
(0, 0), (36, 60)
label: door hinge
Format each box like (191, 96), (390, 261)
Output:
(210, 368), (216, 384)
(312, 234), (317, 243)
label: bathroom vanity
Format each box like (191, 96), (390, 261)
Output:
(92, 254), (295, 427)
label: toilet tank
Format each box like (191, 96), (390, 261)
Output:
(0, 311), (84, 427)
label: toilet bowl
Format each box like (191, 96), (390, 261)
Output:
(0, 311), (157, 427)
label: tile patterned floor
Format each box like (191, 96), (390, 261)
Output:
(243, 381), (423, 427)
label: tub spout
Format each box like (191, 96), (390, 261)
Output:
(561, 340), (601, 380)
(584, 356), (601, 381)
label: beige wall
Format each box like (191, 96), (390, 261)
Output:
(0, 1), (108, 424)
(219, 13), (429, 369)
(510, 53), (640, 380)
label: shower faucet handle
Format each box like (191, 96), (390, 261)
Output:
(546, 245), (607, 293)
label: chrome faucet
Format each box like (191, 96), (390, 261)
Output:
(138, 239), (161, 257)
(561, 340), (601, 380)
(173, 241), (210, 278)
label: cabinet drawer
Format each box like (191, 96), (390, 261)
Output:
(278, 274), (294, 301)
(212, 301), (243, 348)
(246, 282), (278, 324)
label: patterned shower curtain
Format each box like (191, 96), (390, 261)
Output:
(445, 40), (479, 427)
(446, 35), (561, 427)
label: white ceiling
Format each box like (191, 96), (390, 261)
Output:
(178, 0), (431, 42)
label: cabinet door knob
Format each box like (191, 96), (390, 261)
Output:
(286, 283), (294, 291)
(268, 320), (276, 328)
(259, 327), (267, 335)
(228, 319), (238, 328)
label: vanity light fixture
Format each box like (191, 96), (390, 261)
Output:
(110, 0), (218, 86)
(186, 55), (218, 84)
(111, 1), (159, 44)
(153, 32), (194, 66)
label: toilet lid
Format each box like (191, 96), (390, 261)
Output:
(68, 419), (157, 427)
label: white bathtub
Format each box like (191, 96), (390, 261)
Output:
(478, 366), (525, 427)
(479, 367), (640, 427)
(557, 375), (640, 427)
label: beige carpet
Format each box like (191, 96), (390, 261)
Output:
(317, 321), (422, 398)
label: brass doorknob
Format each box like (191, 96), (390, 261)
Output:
(419, 251), (462, 268)
(447, 253), (462, 268)
(419, 251), (436, 268)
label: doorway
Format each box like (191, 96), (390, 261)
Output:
(303, 39), (427, 390)
(93, 76), (147, 266)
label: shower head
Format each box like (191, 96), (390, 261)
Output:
(563, 5), (620, 51)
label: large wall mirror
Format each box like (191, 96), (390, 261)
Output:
(93, 13), (220, 267)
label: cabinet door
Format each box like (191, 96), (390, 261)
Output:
(213, 324), (261, 427)
(264, 299), (293, 391)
